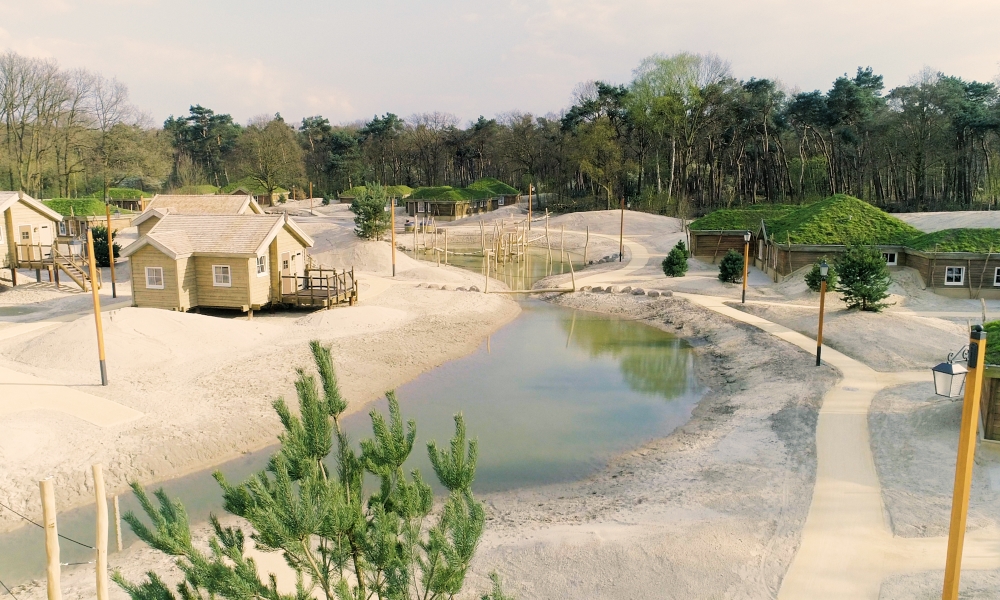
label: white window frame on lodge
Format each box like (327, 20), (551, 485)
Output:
(883, 252), (897, 266)
(944, 266), (965, 286)
(213, 264), (232, 287)
(994, 267), (1000, 287)
(256, 255), (268, 277)
(145, 266), (164, 289)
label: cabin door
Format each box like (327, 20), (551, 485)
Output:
(18, 225), (33, 261)
(280, 251), (293, 294)
(38, 225), (52, 258)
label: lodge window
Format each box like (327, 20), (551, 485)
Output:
(21, 230), (29, 241)
(883, 252), (897, 266)
(256, 255), (268, 276)
(499, 198), (505, 206)
(944, 266), (965, 286)
(417, 202), (425, 213)
(145, 266), (164, 289)
(58, 222), (67, 236)
(994, 267), (1000, 287)
(213, 265), (232, 287)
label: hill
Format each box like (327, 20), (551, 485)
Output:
(688, 205), (799, 231)
(341, 185), (413, 198)
(409, 186), (491, 201)
(467, 177), (519, 195)
(43, 198), (134, 216)
(767, 195), (920, 245)
(907, 228), (1000, 253)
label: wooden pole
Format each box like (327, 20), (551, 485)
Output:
(619, 197), (625, 262)
(560, 225), (565, 264)
(113, 495), (122, 552)
(40, 478), (61, 600)
(484, 251), (490, 293)
(444, 228), (448, 265)
(584, 226), (589, 265)
(816, 279), (827, 366)
(527, 183), (532, 230)
(545, 210), (551, 260)
(569, 247), (576, 291)
(93, 465), (109, 600)
(742, 237), (750, 304)
(105, 203), (116, 298)
(390, 200), (396, 277)
(942, 326), (988, 600)
(86, 229), (108, 386)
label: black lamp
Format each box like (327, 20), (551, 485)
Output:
(932, 346), (970, 398)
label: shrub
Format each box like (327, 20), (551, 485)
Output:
(804, 258), (838, 292)
(984, 320), (1000, 366)
(322, 195), (331, 206)
(351, 182), (391, 240)
(835, 244), (891, 311)
(89, 225), (120, 268)
(113, 341), (506, 600)
(662, 240), (689, 277)
(718, 249), (744, 283)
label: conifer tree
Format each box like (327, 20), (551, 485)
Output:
(661, 240), (689, 277)
(114, 340), (508, 600)
(717, 249), (744, 283)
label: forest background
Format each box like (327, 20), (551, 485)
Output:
(4, 49), (1000, 216)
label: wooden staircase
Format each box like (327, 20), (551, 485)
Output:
(15, 243), (98, 291)
(55, 255), (95, 291)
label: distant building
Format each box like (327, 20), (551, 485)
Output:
(1, 191), (62, 272)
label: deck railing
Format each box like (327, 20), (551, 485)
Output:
(279, 267), (356, 307)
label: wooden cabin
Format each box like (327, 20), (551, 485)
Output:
(133, 194), (264, 237)
(1, 191), (63, 274)
(120, 213), (361, 313)
(404, 195), (518, 221)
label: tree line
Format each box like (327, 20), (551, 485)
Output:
(4, 49), (1000, 214)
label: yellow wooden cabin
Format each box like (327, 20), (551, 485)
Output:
(122, 213), (327, 313)
(1, 191), (63, 273)
(133, 194), (264, 237)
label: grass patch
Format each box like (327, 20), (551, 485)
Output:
(81, 187), (150, 199)
(985, 321), (1000, 366)
(341, 185), (413, 198)
(44, 198), (134, 216)
(908, 229), (1000, 253)
(220, 178), (288, 195)
(409, 186), (491, 201)
(467, 177), (519, 196)
(170, 184), (221, 195)
(768, 195), (920, 245)
(688, 204), (799, 231)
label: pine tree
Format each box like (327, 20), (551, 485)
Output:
(717, 249), (744, 283)
(114, 340), (508, 600)
(90, 225), (121, 268)
(835, 244), (891, 311)
(804, 258), (838, 292)
(661, 240), (689, 277)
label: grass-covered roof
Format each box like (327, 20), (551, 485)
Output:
(82, 187), (150, 199)
(43, 198), (134, 216)
(688, 204), (799, 231)
(220, 178), (288, 195)
(170, 184), (221, 195)
(467, 177), (519, 195)
(341, 185), (413, 198)
(767, 195), (921, 245)
(409, 186), (492, 201)
(907, 228), (1000, 253)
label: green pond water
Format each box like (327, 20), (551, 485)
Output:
(0, 298), (702, 585)
(413, 245), (585, 291)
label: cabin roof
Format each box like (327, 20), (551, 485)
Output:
(0, 191), (63, 222)
(143, 194), (263, 216)
(121, 214), (313, 259)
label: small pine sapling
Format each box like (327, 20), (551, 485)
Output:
(661, 240), (689, 277)
(351, 182), (392, 240)
(804, 258), (838, 292)
(835, 244), (891, 311)
(718, 249), (744, 283)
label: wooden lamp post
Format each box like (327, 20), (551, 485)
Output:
(741, 230), (751, 303)
(934, 327), (987, 599)
(816, 260), (828, 366)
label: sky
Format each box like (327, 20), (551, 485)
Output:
(3, 0), (1000, 127)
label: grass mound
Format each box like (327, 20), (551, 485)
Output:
(43, 198), (134, 216)
(170, 184), (220, 195)
(985, 321), (1000, 366)
(220, 177), (288, 196)
(467, 177), (519, 195)
(409, 186), (491, 201)
(908, 229), (1000, 253)
(689, 204), (798, 231)
(82, 187), (150, 199)
(341, 185), (413, 198)
(768, 195), (920, 245)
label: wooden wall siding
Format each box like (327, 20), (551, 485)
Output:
(129, 245), (180, 310)
(137, 218), (160, 237)
(983, 375), (1000, 442)
(2, 208), (14, 268)
(690, 233), (749, 261)
(275, 227), (306, 263)
(8, 201), (57, 262)
(193, 256), (252, 309)
(269, 238), (280, 303)
(924, 258), (1000, 290)
(249, 255), (271, 307)
(177, 257), (198, 309)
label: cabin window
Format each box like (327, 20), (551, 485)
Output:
(883, 252), (897, 266)
(944, 266), (965, 285)
(417, 202), (425, 213)
(145, 267), (164, 289)
(498, 198), (505, 206)
(994, 267), (1000, 287)
(256, 255), (268, 276)
(58, 222), (67, 236)
(213, 265), (232, 287)
(20, 230), (29, 241)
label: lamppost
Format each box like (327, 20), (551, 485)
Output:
(741, 230), (751, 303)
(816, 260), (828, 366)
(932, 326), (988, 600)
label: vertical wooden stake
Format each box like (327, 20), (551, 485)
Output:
(585, 226), (590, 265)
(545, 210), (551, 260)
(485, 251), (490, 293)
(40, 478), (61, 600)
(560, 225), (565, 264)
(816, 279), (827, 366)
(444, 228), (448, 266)
(569, 247), (577, 291)
(93, 465), (109, 600)
(113, 495), (122, 552)
(390, 200), (396, 277)
(942, 327), (988, 600)
(619, 197), (625, 262)
(105, 203), (116, 298)
(86, 229), (108, 386)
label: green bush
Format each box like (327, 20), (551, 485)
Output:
(804, 258), (838, 292)
(835, 244), (891, 312)
(322, 195), (331, 206)
(351, 182), (391, 240)
(984, 320), (1000, 366)
(90, 225), (120, 268)
(718, 249), (744, 283)
(662, 240), (689, 277)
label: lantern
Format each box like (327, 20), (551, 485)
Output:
(931, 360), (968, 398)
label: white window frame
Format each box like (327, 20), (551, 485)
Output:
(145, 266), (164, 289)
(256, 255), (268, 277)
(498, 197), (505, 206)
(213, 264), (232, 287)
(883, 252), (897, 266)
(20, 230), (30, 241)
(58, 221), (67, 236)
(994, 267), (1000, 287)
(944, 266), (965, 286)
(417, 202), (425, 213)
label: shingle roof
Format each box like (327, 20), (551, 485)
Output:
(0, 191), (63, 221)
(144, 194), (254, 215)
(121, 213), (314, 259)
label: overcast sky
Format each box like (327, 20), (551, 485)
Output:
(3, 0), (999, 127)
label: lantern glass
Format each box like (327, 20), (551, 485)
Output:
(820, 261), (829, 278)
(744, 231), (751, 242)
(931, 361), (968, 398)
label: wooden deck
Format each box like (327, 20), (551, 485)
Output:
(12, 243), (98, 291)
(280, 267), (357, 308)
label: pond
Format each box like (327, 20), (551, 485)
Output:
(413, 245), (585, 291)
(0, 302), (703, 585)
(0, 305), (41, 317)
